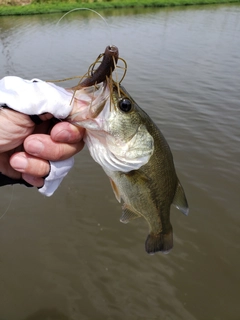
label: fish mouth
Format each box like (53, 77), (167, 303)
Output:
(67, 77), (126, 128)
(67, 45), (123, 125)
(67, 81), (110, 126)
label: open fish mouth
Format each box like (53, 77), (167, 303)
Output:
(68, 82), (110, 126)
(67, 44), (127, 127)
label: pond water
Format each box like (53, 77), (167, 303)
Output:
(0, 4), (240, 320)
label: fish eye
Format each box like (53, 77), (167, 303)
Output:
(118, 98), (132, 112)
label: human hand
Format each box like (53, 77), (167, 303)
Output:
(0, 76), (84, 195)
(0, 108), (84, 190)
(10, 121), (85, 188)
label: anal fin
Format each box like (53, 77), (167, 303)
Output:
(120, 204), (141, 224)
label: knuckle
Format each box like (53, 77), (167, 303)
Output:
(29, 158), (50, 177)
(52, 144), (65, 161)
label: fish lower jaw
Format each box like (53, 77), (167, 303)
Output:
(72, 119), (102, 131)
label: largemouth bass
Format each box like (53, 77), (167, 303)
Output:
(68, 46), (188, 254)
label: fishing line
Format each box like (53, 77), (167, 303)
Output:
(56, 8), (113, 45)
(0, 185), (14, 220)
(46, 8), (114, 87)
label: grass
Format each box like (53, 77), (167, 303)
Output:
(0, 0), (239, 15)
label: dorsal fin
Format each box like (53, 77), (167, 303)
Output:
(172, 181), (189, 216)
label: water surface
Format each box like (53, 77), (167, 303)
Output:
(0, 4), (240, 320)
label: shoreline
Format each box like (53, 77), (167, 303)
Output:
(0, 0), (240, 16)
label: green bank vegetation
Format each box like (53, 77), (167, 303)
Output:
(0, 0), (239, 15)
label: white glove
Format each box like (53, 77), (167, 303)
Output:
(0, 76), (73, 117)
(0, 76), (75, 196)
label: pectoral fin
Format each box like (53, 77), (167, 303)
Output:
(172, 181), (189, 216)
(109, 178), (121, 203)
(120, 204), (141, 224)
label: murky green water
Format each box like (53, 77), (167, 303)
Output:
(0, 4), (240, 320)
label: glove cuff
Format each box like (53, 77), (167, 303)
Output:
(38, 157), (74, 197)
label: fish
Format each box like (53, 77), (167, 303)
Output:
(68, 45), (189, 254)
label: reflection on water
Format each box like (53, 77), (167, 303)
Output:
(0, 4), (240, 320)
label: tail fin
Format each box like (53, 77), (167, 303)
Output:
(145, 229), (173, 255)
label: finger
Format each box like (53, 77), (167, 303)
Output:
(0, 153), (21, 180)
(23, 134), (84, 161)
(10, 152), (50, 177)
(50, 121), (85, 143)
(21, 174), (44, 188)
(38, 113), (53, 122)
